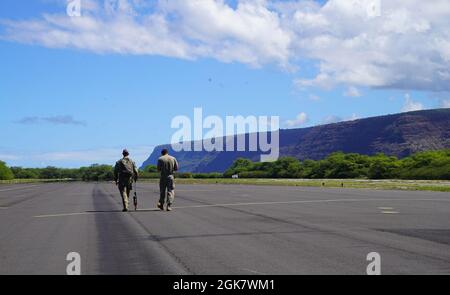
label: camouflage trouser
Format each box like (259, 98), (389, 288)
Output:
(159, 175), (175, 206)
(118, 179), (133, 210)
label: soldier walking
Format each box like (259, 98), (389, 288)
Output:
(157, 149), (179, 211)
(114, 149), (139, 212)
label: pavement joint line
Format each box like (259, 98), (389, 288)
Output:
(0, 207), (8, 210)
(33, 197), (450, 218)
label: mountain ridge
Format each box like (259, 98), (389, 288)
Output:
(141, 108), (450, 172)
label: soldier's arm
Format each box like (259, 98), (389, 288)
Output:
(157, 159), (162, 172)
(113, 162), (119, 182)
(174, 158), (179, 171)
(133, 162), (139, 181)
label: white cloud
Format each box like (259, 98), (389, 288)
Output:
(0, 154), (20, 161)
(40, 146), (153, 165)
(293, 0), (450, 91)
(38, 149), (119, 162)
(285, 112), (308, 128)
(401, 93), (424, 112)
(0, 146), (154, 167)
(15, 115), (86, 126)
(344, 86), (361, 97)
(440, 99), (450, 108)
(348, 113), (360, 121)
(0, 0), (291, 67)
(308, 94), (320, 101)
(321, 115), (343, 125)
(320, 113), (360, 125)
(2, 0), (450, 91)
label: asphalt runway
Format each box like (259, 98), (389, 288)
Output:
(0, 182), (449, 274)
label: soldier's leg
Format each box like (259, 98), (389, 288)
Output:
(119, 184), (129, 210)
(167, 175), (175, 206)
(159, 178), (167, 206)
(126, 185), (132, 206)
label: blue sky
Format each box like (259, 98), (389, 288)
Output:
(1, 0), (449, 167)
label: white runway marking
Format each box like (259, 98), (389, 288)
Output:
(33, 198), (449, 218)
(0, 185), (39, 192)
(177, 189), (224, 192)
(168, 198), (450, 210)
(137, 189), (219, 193)
(242, 268), (267, 275)
(34, 212), (94, 218)
(378, 206), (399, 214)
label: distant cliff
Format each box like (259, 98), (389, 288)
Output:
(141, 109), (450, 172)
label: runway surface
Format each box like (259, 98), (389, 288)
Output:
(0, 182), (449, 274)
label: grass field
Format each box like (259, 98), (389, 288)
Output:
(0, 179), (74, 185)
(140, 178), (450, 192)
(1, 178), (449, 192)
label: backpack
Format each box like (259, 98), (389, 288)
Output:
(120, 158), (134, 177)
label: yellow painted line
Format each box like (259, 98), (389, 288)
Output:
(381, 211), (399, 214)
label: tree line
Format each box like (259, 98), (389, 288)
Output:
(0, 162), (221, 181)
(0, 163), (114, 181)
(224, 149), (450, 180)
(140, 165), (222, 179)
(1, 149), (449, 181)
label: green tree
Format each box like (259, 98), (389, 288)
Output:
(80, 164), (114, 181)
(271, 157), (301, 178)
(224, 158), (254, 176)
(223, 150), (450, 180)
(300, 159), (319, 178)
(39, 166), (61, 179)
(368, 154), (400, 179)
(397, 149), (450, 180)
(0, 161), (14, 180)
(10, 167), (39, 179)
(142, 165), (158, 173)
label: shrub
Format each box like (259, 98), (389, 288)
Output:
(175, 172), (193, 178)
(0, 161), (14, 180)
(193, 173), (223, 178)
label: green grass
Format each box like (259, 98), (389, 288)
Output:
(0, 179), (74, 185)
(139, 178), (450, 192)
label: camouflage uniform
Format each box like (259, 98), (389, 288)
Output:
(157, 155), (179, 207)
(114, 157), (139, 211)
